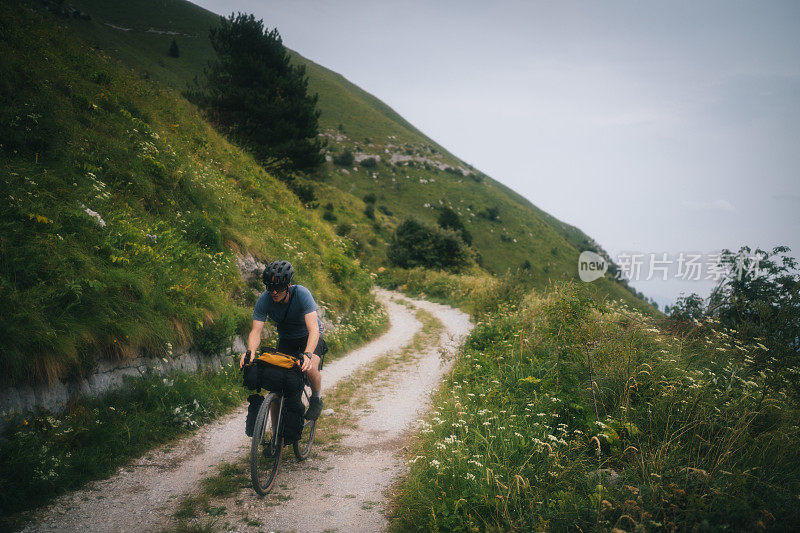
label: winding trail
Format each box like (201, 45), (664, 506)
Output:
(23, 290), (472, 533)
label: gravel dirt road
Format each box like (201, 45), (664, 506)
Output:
(23, 290), (472, 533)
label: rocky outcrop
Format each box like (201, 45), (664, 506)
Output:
(236, 253), (267, 285)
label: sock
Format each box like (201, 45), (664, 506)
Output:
(311, 391), (320, 399)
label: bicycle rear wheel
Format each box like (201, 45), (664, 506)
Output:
(250, 392), (282, 495)
(293, 382), (316, 460)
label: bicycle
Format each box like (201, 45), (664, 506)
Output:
(248, 366), (316, 495)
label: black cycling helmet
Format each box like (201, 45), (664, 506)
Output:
(262, 260), (294, 288)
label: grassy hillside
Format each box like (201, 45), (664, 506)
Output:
(0, 1), (377, 386)
(390, 278), (800, 531)
(60, 0), (654, 314)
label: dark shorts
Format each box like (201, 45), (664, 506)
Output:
(276, 336), (327, 370)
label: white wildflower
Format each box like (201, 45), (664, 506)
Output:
(82, 206), (106, 227)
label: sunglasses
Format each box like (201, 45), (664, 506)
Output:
(268, 284), (288, 294)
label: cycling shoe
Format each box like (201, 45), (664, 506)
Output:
(304, 396), (323, 421)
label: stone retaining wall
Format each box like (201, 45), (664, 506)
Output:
(0, 337), (247, 421)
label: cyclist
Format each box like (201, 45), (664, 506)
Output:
(239, 260), (325, 421)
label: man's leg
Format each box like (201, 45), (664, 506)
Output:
(306, 354), (322, 394)
(304, 351), (323, 420)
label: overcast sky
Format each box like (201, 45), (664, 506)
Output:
(194, 0), (800, 308)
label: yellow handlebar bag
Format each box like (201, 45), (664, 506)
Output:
(256, 350), (298, 369)
(243, 350), (302, 393)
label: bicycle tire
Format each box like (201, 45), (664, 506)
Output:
(293, 383), (316, 460)
(250, 392), (282, 495)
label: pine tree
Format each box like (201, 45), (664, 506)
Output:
(168, 38), (180, 58)
(186, 13), (324, 172)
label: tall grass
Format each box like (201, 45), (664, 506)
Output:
(391, 281), (800, 531)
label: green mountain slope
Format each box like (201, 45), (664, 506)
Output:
(0, 2), (375, 386)
(0, 0), (648, 382)
(57, 0), (651, 312)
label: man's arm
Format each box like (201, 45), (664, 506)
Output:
(240, 320), (265, 368)
(301, 311), (320, 372)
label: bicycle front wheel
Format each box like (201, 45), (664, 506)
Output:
(250, 392), (282, 495)
(293, 384), (316, 461)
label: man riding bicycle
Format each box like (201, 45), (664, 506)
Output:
(239, 260), (325, 421)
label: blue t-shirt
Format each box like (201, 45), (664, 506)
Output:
(252, 285), (323, 340)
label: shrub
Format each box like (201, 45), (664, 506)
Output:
(334, 223), (352, 236)
(193, 309), (242, 355)
(437, 206), (472, 246)
(677, 245), (800, 397)
(360, 157), (377, 169)
(666, 292), (705, 323)
(363, 204), (375, 220)
(362, 193), (376, 204)
(478, 205), (500, 222)
(386, 218), (470, 272)
(287, 179), (316, 204)
(332, 149), (354, 166)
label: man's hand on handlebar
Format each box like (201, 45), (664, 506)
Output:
(300, 352), (313, 372)
(239, 350), (252, 369)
